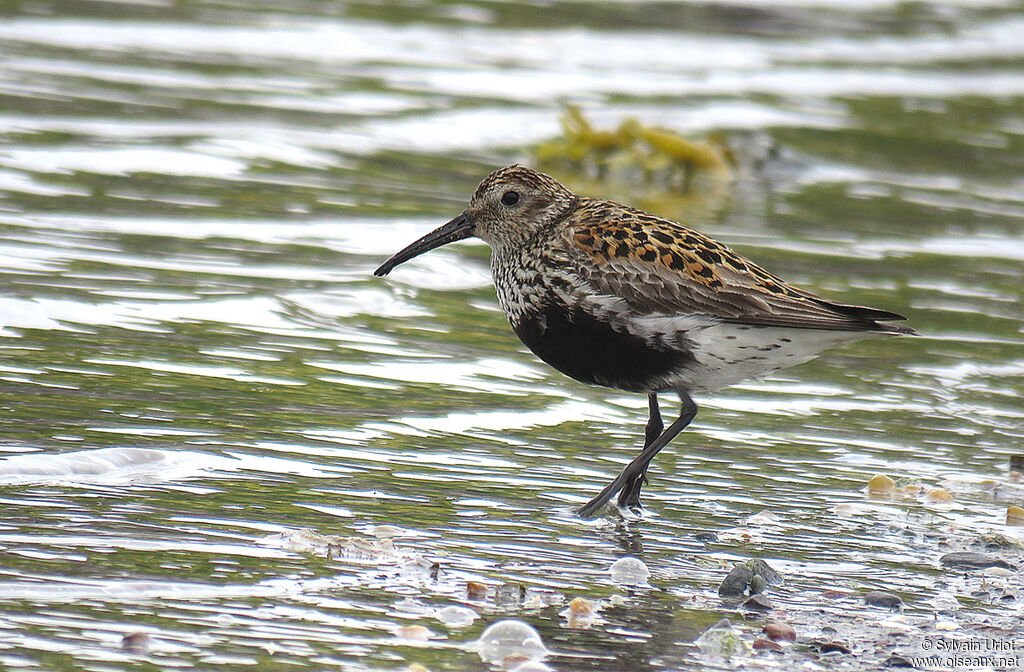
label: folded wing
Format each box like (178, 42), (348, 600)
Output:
(563, 200), (914, 334)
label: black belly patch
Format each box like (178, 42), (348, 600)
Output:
(511, 305), (691, 392)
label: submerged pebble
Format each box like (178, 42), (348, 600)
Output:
(940, 552), (1011, 570)
(263, 528), (413, 563)
(567, 597), (595, 616)
(522, 595), (547, 610)
(436, 605), (477, 628)
(496, 582), (527, 606)
(813, 640), (852, 654)
(394, 625), (433, 641)
(864, 591), (904, 609)
(742, 594), (773, 612)
(924, 488), (954, 503)
(609, 556), (650, 585)
(983, 566), (1012, 577)
(561, 597), (599, 629)
(695, 618), (748, 659)
(884, 654), (915, 668)
(1006, 505), (1024, 525)
(975, 531), (1020, 550)
(877, 614), (916, 634)
(762, 622), (796, 642)
(121, 632), (150, 654)
(752, 638), (782, 652)
(475, 620), (547, 665)
(371, 525), (408, 539)
(466, 581), (489, 601)
(867, 474), (897, 494)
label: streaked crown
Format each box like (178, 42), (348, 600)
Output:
(467, 165), (577, 248)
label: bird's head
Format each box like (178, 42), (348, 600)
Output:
(373, 165), (576, 276)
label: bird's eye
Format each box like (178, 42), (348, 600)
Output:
(500, 190), (520, 206)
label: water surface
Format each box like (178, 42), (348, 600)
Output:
(1, 0), (1023, 670)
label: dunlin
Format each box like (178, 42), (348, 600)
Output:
(375, 165), (914, 517)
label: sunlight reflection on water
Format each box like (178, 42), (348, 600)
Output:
(0, 0), (1022, 670)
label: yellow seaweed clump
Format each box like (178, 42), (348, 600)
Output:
(533, 105), (733, 194)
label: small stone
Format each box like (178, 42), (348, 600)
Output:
(607, 594), (627, 607)
(878, 615), (916, 634)
(121, 632), (150, 654)
(695, 618), (749, 659)
(467, 581), (488, 601)
(718, 558), (782, 597)
(405, 664), (430, 672)
(742, 594), (773, 612)
(868, 474), (897, 494)
(394, 625), (432, 641)
(718, 564), (754, 597)
(745, 510), (780, 525)
(983, 566), (1012, 577)
(522, 596), (546, 610)
(436, 605), (477, 627)
(832, 502), (856, 516)
(567, 597), (594, 616)
(924, 488), (954, 503)
(753, 638), (783, 652)
(821, 589), (849, 599)
(976, 532), (1020, 549)
(816, 640), (851, 654)
(763, 622), (796, 642)
(864, 591), (903, 609)
(1006, 506), (1024, 526)
(1010, 454), (1024, 473)
(372, 524), (407, 539)
(745, 559), (783, 585)
(940, 552), (1011, 570)
(693, 531), (718, 543)
(394, 597), (431, 615)
(885, 654), (914, 667)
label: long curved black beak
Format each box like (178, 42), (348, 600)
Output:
(373, 211), (474, 277)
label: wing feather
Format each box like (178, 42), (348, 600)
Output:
(560, 199), (912, 334)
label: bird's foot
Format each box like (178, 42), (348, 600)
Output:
(577, 487), (617, 518)
(616, 472), (648, 511)
(577, 469), (648, 518)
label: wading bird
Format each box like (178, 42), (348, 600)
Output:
(374, 165), (913, 517)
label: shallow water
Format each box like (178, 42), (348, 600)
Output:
(1, 0), (1023, 670)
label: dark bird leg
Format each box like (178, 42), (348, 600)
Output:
(577, 390), (697, 518)
(617, 394), (664, 510)
(645, 394), (665, 447)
